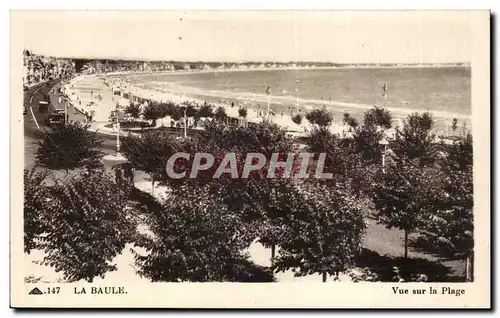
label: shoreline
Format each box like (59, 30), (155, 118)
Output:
(66, 69), (471, 137)
(106, 65), (471, 121)
(130, 81), (471, 121)
(104, 63), (471, 78)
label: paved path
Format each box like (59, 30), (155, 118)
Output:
(23, 80), (117, 168)
(49, 82), (87, 123)
(24, 80), (58, 133)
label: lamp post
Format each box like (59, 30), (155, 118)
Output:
(295, 76), (300, 107)
(265, 86), (271, 119)
(64, 97), (68, 124)
(267, 94), (271, 119)
(379, 136), (389, 174)
(183, 108), (187, 139)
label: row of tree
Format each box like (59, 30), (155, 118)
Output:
(128, 98), (341, 129)
(308, 107), (474, 280)
(125, 101), (233, 127)
(122, 119), (368, 282)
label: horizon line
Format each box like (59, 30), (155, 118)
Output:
(24, 51), (470, 66)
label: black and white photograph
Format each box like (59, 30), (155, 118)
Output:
(10, 10), (490, 308)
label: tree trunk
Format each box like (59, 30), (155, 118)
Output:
(151, 179), (155, 196)
(404, 230), (408, 259)
(470, 250), (474, 282)
(322, 272), (327, 282)
(465, 254), (470, 282)
(271, 244), (276, 262)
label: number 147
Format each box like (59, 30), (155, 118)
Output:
(47, 287), (60, 294)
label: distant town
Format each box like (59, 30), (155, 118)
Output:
(24, 49), (469, 83)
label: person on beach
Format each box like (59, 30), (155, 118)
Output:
(114, 165), (123, 184)
(88, 111), (95, 123)
(391, 266), (405, 282)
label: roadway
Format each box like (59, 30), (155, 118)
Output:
(24, 79), (88, 136)
(24, 80), (121, 154)
(23, 80), (211, 163)
(23, 79), (308, 169)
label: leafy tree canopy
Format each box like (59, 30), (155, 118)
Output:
(291, 114), (303, 125)
(125, 103), (141, 119)
(121, 130), (178, 184)
(238, 107), (248, 118)
(133, 185), (271, 282)
(200, 120), (293, 157)
(371, 159), (442, 257)
(143, 103), (163, 126)
(343, 112), (359, 128)
(197, 104), (214, 118)
(36, 169), (136, 282)
(214, 106), (228, 121)
(419, 132), (474, 259)
(393, 112), (438, 167)
(36, 121), (104, 171)
(24, 168), (50, 253)
(363, 106), (392, 129)
(305, 108), (333, 127)
(273, 182), (366, 281)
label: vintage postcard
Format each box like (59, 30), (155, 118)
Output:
(10, 10), (490, 308)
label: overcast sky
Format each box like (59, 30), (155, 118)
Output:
(18, 11), (475, 63)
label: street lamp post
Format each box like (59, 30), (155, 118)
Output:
(116, 102), (121, 155)
(183, 108), (187, 139)
(267, 95), (271, 119)
(379, 136), (389, 174)
(64, 97), (68, 124)
(295, 76), (300, 108)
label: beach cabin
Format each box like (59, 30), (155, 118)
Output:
(112, 87), (122, 96)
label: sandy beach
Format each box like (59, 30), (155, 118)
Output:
(63, 65), (471, 138)
(63, 74), (323, 135)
